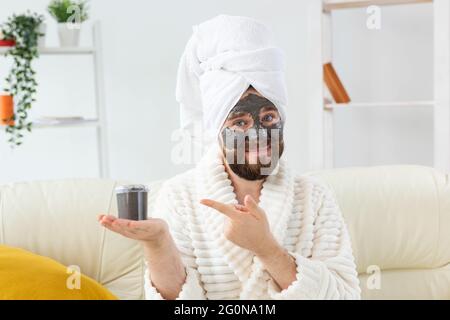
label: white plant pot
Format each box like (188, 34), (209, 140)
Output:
(38, 23), (47, 48)
(57, 23), (81, 47)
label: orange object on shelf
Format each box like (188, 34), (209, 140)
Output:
(0, 95), (14, 126)
(323, 62), (351, 104)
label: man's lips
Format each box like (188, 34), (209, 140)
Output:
(246, 145), (270, 152)
(224, 141), (274, 154)
(243, 140), (272, 152)
(245, 144), (271, 164)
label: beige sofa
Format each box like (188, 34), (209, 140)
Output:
(0, 165), (449, 299)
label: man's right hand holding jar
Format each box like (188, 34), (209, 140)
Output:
(97, 215), (186, 299)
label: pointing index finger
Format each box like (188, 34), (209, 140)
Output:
(200, 199), (240, 219)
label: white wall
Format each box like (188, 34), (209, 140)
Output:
(331, 3), (434, 167)
(0, 0), (436, 184)
(0, 0), (314, 184)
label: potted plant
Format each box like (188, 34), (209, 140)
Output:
(48, 0), (89, 47)
(0, 20), (46, 48)
(1, 12), (44, 147)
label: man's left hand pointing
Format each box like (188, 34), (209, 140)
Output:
(200, 194), (280, 258)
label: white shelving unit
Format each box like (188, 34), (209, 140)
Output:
(310, 0), (450, 171)
(0, 21), (109, 178)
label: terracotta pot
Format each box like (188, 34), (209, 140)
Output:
(0, 95), (14, 126)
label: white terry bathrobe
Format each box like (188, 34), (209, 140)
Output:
(144, 14), (361, 300)
(144, 144), (361, 300)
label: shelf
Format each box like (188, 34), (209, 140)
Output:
(0, 118), (99, 129)
(323, 0), (432, 11)
(0, 46), (95, 55)
(324, 100), (434, 110)
(0, 22), (109, 178)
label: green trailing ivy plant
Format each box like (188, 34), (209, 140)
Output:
(1, 12), (44, 147)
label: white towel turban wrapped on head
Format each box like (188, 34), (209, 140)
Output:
(175, 14), (288, 146)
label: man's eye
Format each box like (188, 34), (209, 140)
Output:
(234, 120), (247, 127)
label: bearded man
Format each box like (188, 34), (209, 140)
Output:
(98, 14), (360, 300)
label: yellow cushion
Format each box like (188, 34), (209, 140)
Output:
(0, 245), (117, 300)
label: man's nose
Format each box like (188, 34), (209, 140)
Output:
(245, 127), (269, 141)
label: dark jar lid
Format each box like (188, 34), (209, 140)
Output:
(115, 184), (149, 194)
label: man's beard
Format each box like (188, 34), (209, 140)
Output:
(222, 138), (285, 181)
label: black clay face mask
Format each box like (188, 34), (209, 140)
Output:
(220, 93), (285, 181)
